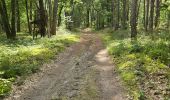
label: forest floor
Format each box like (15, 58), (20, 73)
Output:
(5, 31), (128, 100)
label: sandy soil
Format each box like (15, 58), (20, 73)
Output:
(5, 32), (127, 100)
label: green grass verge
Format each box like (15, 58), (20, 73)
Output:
(101, 29), (170, 100)
(0, 32), (79, 97)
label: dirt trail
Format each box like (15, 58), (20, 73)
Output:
(6, 32), (127, 100)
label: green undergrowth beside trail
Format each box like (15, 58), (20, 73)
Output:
(0, 32), (79, 97)
(101, 29), (170, 100)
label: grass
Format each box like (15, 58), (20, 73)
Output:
(101, 29), (170, 100)
(0, 32), (79, 97)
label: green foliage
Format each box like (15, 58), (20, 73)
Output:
(102, 30), (170, 99)
(0, 79), (11, 97)
(0, 33), (79, 96)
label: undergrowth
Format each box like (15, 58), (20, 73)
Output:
(101, 29), (170, 100)
(0, 32), (79, 97)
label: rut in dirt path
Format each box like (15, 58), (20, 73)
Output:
(6, 33), (127, 100)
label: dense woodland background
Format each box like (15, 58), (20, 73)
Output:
(0, 0), (169, 39)
(0, 0), (170, 99)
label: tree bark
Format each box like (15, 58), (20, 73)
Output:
(86, 7), (90, 27)
(143, 0), (146, 28)
(115, 0), (120, 30)
(0, 0), (11, 38)
(51, 0), (58, 35)
(145, 0), (150, 31)
(39, 0), (47, 37)
(11, 0), (17, 38)
(130, 0), (138, 40)
(122, 0), (127, 29)
(25, 0), (31, 34)
(112, 0), (115, 29)
(155, 0), (160, 28)
(58, 5), (63, 27)
(47, 0), (52, 37)
(149, 0), (155, 32)
(16, 0), (20, 32)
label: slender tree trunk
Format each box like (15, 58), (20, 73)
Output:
(130, 0), (138, 40)
(122, 0), (127, 29)
(137, 0), (142, 20)
(0, 0), (11, 39)
(143, 0), (146, 28)
(86, 7), (90, 27)
(149, 0), (155, 32)
(167, 11), (170, 31)
(30, 0), (33, 34)
(16, 0), (20, 32)
(39, 0), (47, 37)
(25, 0), (31, 34)
(11, 0), (16, 38)
(51, 0), (58, 35)
(0, 15), (2, 33)
(112, 0), (115, 29)
(58, 5), (63, 27)
(115, 0), (120, 30)
(145, 0), (150, 31)
(48, 0), (52, 37)
(155, 0), (160, 28)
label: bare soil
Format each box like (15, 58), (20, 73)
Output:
(5, 32), (127, 100)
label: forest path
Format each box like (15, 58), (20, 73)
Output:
(6, 32), (127, 100)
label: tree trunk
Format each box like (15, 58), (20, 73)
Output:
(112, 0), (115, 29)
(30, 0), (33, 34)
(155, 0), (160, 28)
(16, 0), (20, 32)
(25, 0), (31, 34)
(86, 7), (90, 27)
(115, 0), (120, 30)
(0, 0), (11, 38)
(11, 0), (17, 38)
(58, 5), (63, 27)
(145, 0), (150, 31)
(149, 0), (155, 32)
(122, 0), (127, 29)
(47, 0), (52, 37)
(0, 14), (3, 34)
(51, 0), (58, 35)
(143, 0), (146, 28)
(39, 0), (47, 37)
(130, 0), (138, 40)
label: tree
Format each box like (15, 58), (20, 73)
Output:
(115, 0), (120, 30)
(16, 0), (20, 32)
(11, 0), (17, 38)
(149, 0), (155, 32)
(0, 0), (12, 39)
(51, 0), (58, 35)
(130, 0), (139, 40)
(25, 0), (31, 34)
(155, 0), (161, 28)
(122, 0), (128, 29)
(39, 0), (47, 37)
(145, 0), (150, 31)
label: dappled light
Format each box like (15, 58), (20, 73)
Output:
(0, 0), (170, 99)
